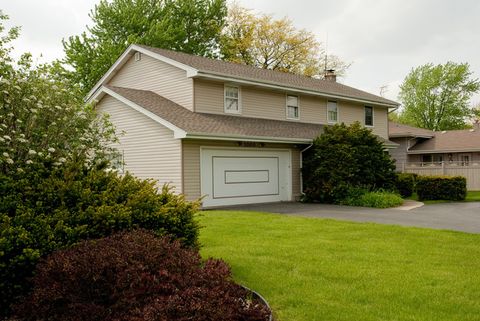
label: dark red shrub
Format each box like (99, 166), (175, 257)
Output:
(11, 230), (270, 321)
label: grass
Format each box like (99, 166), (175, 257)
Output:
(466, 190), (480, 201)
(199, 211), (480, 321)
(408, 190), (480, 204)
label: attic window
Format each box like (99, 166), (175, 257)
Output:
(134, 52), (142, 61)
(286, 95), (299, 120)
(327, 101), (338, 123)
(364, 106), (374, 126)
(224, 85), (240, 114)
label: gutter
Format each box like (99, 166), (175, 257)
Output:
(185, 133), (312, 144)
(407, 148), (480, 154)
(194, 72), (399, 109)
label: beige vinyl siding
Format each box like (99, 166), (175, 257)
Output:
(336, 101), (389, 138)
(182, 139), (302, 202)
(194, 79), (224, 114)
(194, 79), (326, 123)
(96, 95), (182, 192)
(389, 137), (409, 171)
(109, 53), (194, 110)
(372, 107), (388, 138)
(194, 79), (389, 138)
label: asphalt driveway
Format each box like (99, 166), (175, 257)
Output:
(219, 201), (480, 234)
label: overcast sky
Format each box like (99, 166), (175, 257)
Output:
(2, 0), (480, 104)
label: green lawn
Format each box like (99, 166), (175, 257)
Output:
(466, 191), (480, 201)
(199, 211), (480, 321)
(408, 190), (480, 204)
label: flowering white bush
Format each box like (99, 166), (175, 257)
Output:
(0, 12), (117, 174)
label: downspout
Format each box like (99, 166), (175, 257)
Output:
(299, 143), (313, 196)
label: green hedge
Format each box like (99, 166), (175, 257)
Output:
(340, 187), (404, 208)
(0, 163), (200, 317)
(416, 175), (467, 201)
(395, 173), (417, 197)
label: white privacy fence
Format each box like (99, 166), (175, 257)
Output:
(399, 162), (480, 191)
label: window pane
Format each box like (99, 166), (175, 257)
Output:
(422, 155), (432, 163)
(225, 97), (238, 111)
(225, 86), (238, 98)
(365, 106), (373, 126)
(327, 101), (337, 122)
(288, 106), (298, 119)
(287, 95), (298, 107)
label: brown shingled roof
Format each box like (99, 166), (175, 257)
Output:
(136, 45), (398, 107)
(388, 121), (434, 138)
(408, 128), (480, 153)
(106, 86), (325, 141)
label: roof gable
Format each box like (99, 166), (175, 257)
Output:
(87, 44), (399, 108)
(408, 128), (480, 153)
(389, 122), (434, 138)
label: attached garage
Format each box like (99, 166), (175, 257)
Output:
(200, 148), (292, 207)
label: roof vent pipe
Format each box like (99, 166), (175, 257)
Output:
(324, 69), (337, 82)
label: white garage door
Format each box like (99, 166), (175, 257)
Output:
(201, 148), (292, 207)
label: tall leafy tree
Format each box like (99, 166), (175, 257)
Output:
(221, 5), (350, 78)
(397, 62), (480, 130)
(63, 0), (227, 95)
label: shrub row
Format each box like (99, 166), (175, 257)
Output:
(340, 187), (404, 208)
(10, 230), (271, 321)
(416, 175), (467, 201)
(0, 163), (200, 317)
(395, 173), (418, 198)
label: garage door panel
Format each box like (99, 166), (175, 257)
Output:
(225, 170), (269, 184)
(201, 148), (291, 207)
(213, 156), (279, 199)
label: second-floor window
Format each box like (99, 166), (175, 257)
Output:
(224, 85), (240, 114)
(286, 95), (299, 119)
(365, 106), (373, 126)
(327, 101), (338, 123)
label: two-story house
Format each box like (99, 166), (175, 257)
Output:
(87, 44), (399, 207)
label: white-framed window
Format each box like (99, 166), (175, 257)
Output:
(461, 154), (470, 166)
(224, 85), (241, 114)
(108, 150), (125, 174)
(327, 101), (338, 123)
(364, 106), (374, 126)
(286, 95), (299, 120)
(134, 52), (142, 61)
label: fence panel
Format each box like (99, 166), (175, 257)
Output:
(402, 162), (480, 191)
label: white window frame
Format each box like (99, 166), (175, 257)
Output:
(364, 106), (374, 127)
(286, 94), (300, 120)
(134, 52), (142, 61)
(224, 84), (241, 114)
(327, 101), (338, 123)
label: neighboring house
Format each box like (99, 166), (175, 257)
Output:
(87, 44), (399, 207)
(389, 121), (480, 190)
(389, 121), (480, 169)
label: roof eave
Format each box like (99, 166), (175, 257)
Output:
(408, 148), (480, 154)
(389, 134), (434, 139)
(185, 133), (313, 144)
(93, 86), (187, 139)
